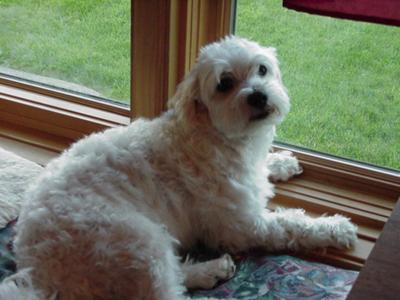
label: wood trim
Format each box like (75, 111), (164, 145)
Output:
(0, 135), (59, 166)
(0, 84), (128, 125)
(0, 121), (69, 153)
(185, 0), (234, 71)
(0, 75), (129, 116)
(271, 144), (399, 270)
(131, 0), (234, 119)
(168, 1), (188, 99)
(0, 83), (130, 141)
(131, 0), (172, 119)
(274, 144), (400, 196)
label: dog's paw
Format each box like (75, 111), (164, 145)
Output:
(185, 254), (236, 290)
(201, 254), (236, 289)
(267, 151), (303, 182)
(218, 254), (236, 279)
(329, 215), (358, 249)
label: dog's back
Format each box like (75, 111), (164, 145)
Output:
(12, 114), (195, 299)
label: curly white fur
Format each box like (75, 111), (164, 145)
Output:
(0, 36), (357, 300)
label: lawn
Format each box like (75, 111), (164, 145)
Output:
(0, 0), (398, 169)
(236, 0), (400, 170)
(0, 0), (130, 102)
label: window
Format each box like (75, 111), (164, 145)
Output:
(233, 0), (400, 270)
(0, 0), (130, 106)
(235, 0), (399, 171)
(0, 0), (133, 151)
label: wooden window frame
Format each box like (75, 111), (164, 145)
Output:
(0, 0), (399, 271)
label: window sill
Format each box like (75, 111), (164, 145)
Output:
(0, 75), (130, 116)
(0, 77), (130, 142)
(0, 129), (59, 166)
(273, 144), (399, 269)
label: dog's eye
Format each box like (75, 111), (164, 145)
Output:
(259, 65), (268, 76)
(216, 77), (234, 93)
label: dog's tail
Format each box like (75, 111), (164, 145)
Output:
(0, 268), (45, 300)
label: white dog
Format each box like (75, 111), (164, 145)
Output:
(0, 36), (357, 300)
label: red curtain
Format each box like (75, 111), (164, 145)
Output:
(283, 0), (400, 26)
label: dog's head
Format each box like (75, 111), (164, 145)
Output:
(168, 36), (290, 139)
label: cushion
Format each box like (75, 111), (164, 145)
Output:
(0, 219), (17, 282)
(0, 147), (43, 227)
(190, 252), (357, 299)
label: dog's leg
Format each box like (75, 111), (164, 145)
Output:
(182, 254), (236, 290)
(259, 208), (358, 251)
(263, 209), (357, 251)
(15, 210), (189, 300)
(207, 208), (357, 253)
(266, 150), (303, 182)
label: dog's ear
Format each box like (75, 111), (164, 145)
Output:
(266, 47), (277, 57)
(261, 46), (278, 65)
(167, 67), (204, 125)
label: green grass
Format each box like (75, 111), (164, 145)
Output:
(236, 0), (400, 170)
(0, 0), (130, 102)
(0, 0), (399, 169)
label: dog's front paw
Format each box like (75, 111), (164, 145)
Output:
(329, 215), (358, 249)
(267, 151), (303, 182)
(184, 254), (236, 290)
(200, 254), (236, 289)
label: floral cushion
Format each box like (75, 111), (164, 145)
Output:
(0, 220), (357, 299)
(0, 219), (17, 282)
(190, 253), (357, 299)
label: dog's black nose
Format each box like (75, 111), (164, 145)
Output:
(247, 91), (268, 109)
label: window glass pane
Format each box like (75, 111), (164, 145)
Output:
(235, 0), (400, 170)
(0, 0), (130, 105)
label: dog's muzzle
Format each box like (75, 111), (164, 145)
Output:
(247, 91), (271, 121)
